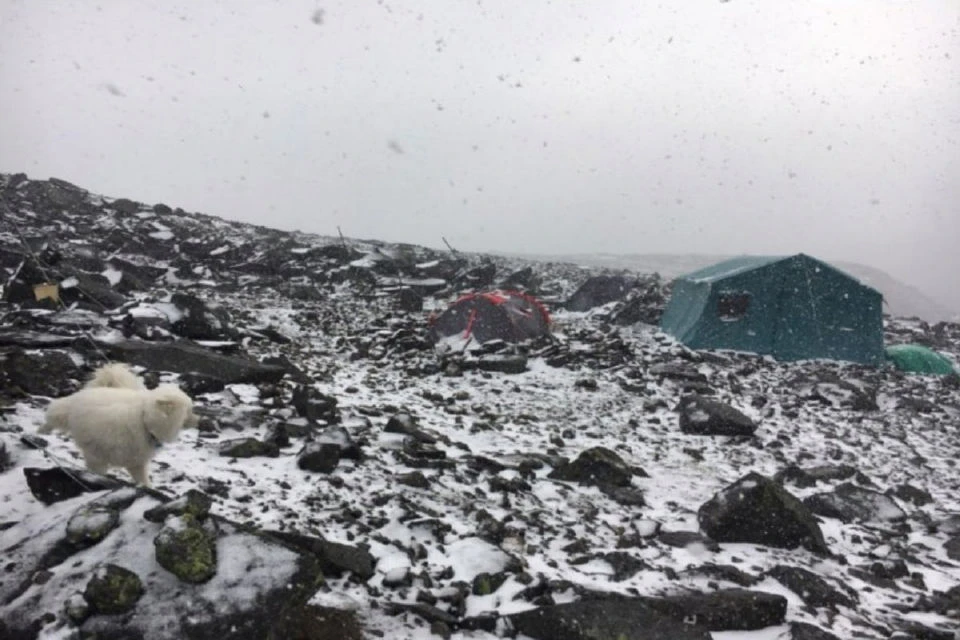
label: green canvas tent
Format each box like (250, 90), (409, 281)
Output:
(885, 344), (957, 376)
(660, 254), (884, 364)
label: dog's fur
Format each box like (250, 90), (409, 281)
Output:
(84, 362), (199, 428)
(41, 366), (196, 486)
(85, 363), (146, 391)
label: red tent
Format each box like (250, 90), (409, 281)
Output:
(429, 290), (551, 344)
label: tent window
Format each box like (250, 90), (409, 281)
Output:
(717, 292), (750, 320)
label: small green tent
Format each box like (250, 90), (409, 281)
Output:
(885, 344), (957, 376)
(660, 254), (884, 364)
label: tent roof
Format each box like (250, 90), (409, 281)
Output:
(885, 344), (957, 376)
(679, 254), (879, 296)
(681, 255), (786, 283)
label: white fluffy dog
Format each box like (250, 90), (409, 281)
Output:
(40, 365), (196, 486)
(84, 362), (199, 429)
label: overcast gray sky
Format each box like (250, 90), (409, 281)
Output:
(1, 0), (958, 306)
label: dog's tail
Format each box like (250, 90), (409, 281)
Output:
(39, 397), (72, 434)
(85, 363), (145, 391)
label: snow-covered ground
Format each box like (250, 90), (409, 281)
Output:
(1, 173), (959, 639)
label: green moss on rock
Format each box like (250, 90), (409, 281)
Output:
(83, 564), (144, 615)
(153, 516), (218, 583)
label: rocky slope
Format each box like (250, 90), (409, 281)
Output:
(1, 173), (959, 640)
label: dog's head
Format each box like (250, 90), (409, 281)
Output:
(147, 385), (195, 443)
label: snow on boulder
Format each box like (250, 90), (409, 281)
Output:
(0, 489), (331, 640)
(803, 483), (908, 524)
(678, 395), (758, 437)
(698, 472), (829, 554)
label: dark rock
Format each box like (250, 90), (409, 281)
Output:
(887, 484), (933, 507)
(678, 395), (757, 436)
(642, 589), (787, 631)
(698, 472), (829, 554)
(109, 198), (142, 215)
(501, 266), (538, 291)
(385, 601), (459, 627)
(598, 484), (646, 507)
(945, 536), (960, 561)
(154, 516), (217, 584)
(169, 293), (235, 340)
(179, 372), (228, 395)
(218, 437), (280, 458)
(84, 564), (144, 615)
(264, 423), (293, 448)
(266, 603), (364, 640)
(397, 287), (424, 312)
(24, 467), (125, 505)
(0, 441), (10, 472)
(454, 262), (496, 290)
(650, 362), (707, 383)
(804, 483), (907, 524)
(774, 464), (858, 488)
(59, 271), (128, 309)
(1, 349), (82, 397)
(263, 529), (376, 580)
(565, 275), (633, 312)
(657, 530), (720, 552)
(548, 446), (633, 487)
(472, 571), (509, 595)
(297, 442), (341, 473)
(593, 552), (650, 581)
(143, 489), (213, 523)
(99, 339), (286, 385)
(292, 385), (340, 424)
(766, 565), (855, 610)
(313, 426), (362, 460)
(789, 621), (843, 640)
(397, 471), (430, 489)
(506, 598), (712, 640)
(475, 354), (528, 374)
(682, 563), (758, 587)
(385, 413), (437, 444)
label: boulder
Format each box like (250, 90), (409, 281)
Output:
(154, 516), (218, 583)
(58, 271), (128, 309)
(170, 292), (235, 340)
(565, 275), (633, 312)
(1, 349), (82, 397)
(642, 589), (787, 631)
(218, 437), (280, 459)
(678, 396), (757, 436)
(506, 598), (712, 640)
(804, 483), (907, 524)
(774, 464), (858, 488)
(789, 621), (843, 640)
(83, 564), (144, 614)
(698, 472), (829, 554)
(548, 446), (633, 487)
(297, 442), (341, 473)
(144, 489), (213, 523)
(99, 339), (286, 385)
(292, 385), (340, 424)
(397, 287), (423, 312)
(650, 362), (707, 383)
(766, 565), (855, 610)
(24, 467), (125, 505)
(0, 490), (327, 640)
(66, 506), (121, 548)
